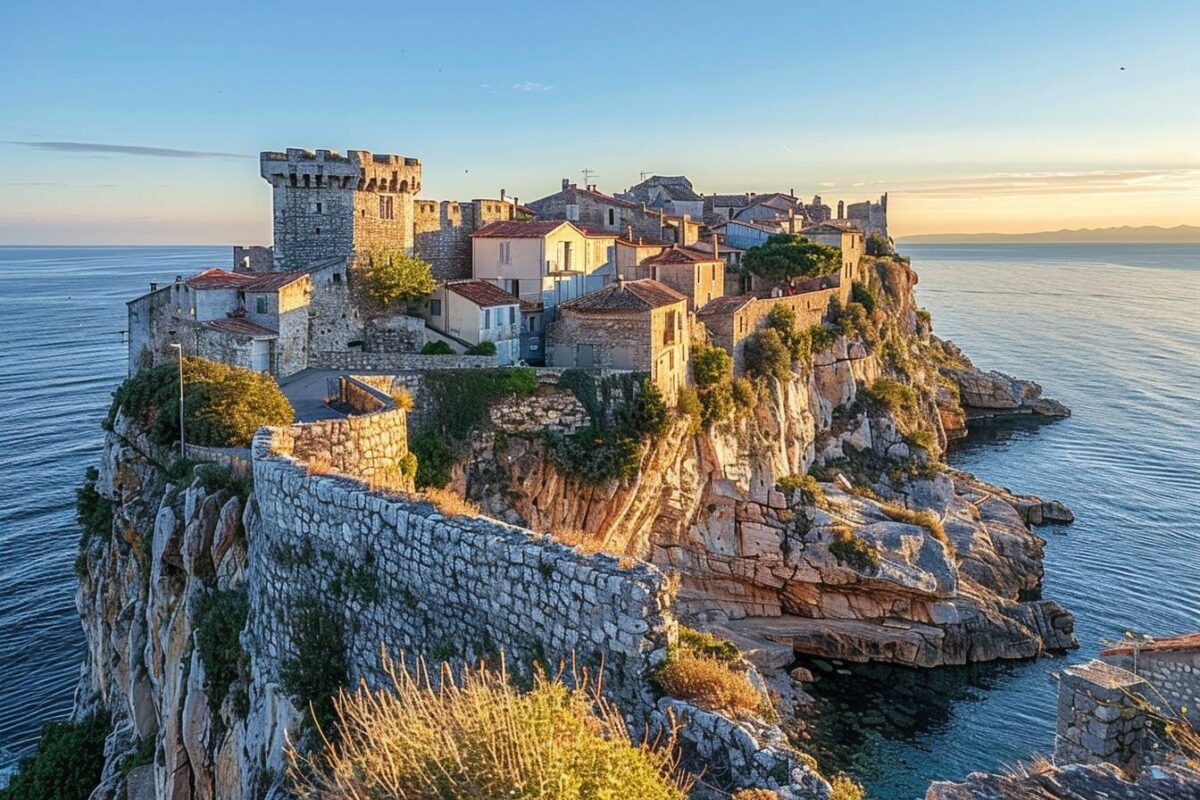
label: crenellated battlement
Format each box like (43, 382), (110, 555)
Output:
(260, 148), (422, 194)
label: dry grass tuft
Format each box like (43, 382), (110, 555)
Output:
(367, 469), (410, 494)
(554, 526), (611, 555)
(305, 455), (334, 476)
(654, 652), (765, 719)
(829, 773), (866, 800)
(732, 790), (780, 800)
(420, 487), (480, 518)
(389, 387), (414, 411)
(879, 502), (952, 554)
(286, 652), (692, 800)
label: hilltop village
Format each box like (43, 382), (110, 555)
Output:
(52, 146), (1200, 800)
(127, 147), (888, 388)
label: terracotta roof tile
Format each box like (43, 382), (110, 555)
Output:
(472, 220), (570, 238)
(205, 319), (278, 336)
(697, 294), (755, 317)
(1101, 633), (1200, 656)
(562, 279), (685, 313)
(643, 246), (718, 265)
(444, 280), (520, 307)
(574, 224), (620, 238)
(243, 271), (308, 291)
(185, 269), (257, 289)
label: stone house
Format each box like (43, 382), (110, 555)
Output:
(800, 223), (867, 301)
(527, 180), (700, 247)
(127, 268), (313, 377)
(548, 278), (690, 402)
(697, 285), (837, 374)
(422, 280), (521, 365)
(717, 218), (785, 251)
(639, 244), (724, 312)
(733, 192), (804, 223)
(619, 175), (705, 220)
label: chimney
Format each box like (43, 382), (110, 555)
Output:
(627, 225), (634, 241)
(617, 274), (625, 288)
(837, 200), (845, 219)
(150, 281), (158, 292)
(500, 188), (506, 201)
(241, 256), (251, 271)
(711, 233), (719, 258)
(562, 178), (570, 190)
(175, 275), (183, 283)
(790, 188), (795, 197)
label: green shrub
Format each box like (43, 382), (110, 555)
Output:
(732, 377), (757, 411)
(107, 358), (293, 449)
(916, 308), (932, 326)
(164, 456), (197, 484)
(691, 343), (736, 425)
(194, 462), (253, 502)
(75, 466), (112, 545)
(777, 473), (826, 507)
(764, 303), (811, 362)
(828, 525), (881, 572)
(420, 340), (455, 355)
(614, 379), (671, 439)
(904, 429), (938, 454)
(118, 733), (156, 777)
(282, 597), (349, 736)
(742, 234), (841, 285)
(743, 329), (792, 382)
(677, 626), (739, 663)
(0, 711), (110, 800)
(464, 340), (497, 356)
(410, 431), (454, 489)
(196, 589), (250, 723)
(861, 377), (918, 418)
(398, 452), (418, 481)
(834, 300), (876, 344)
(879, 503), (952, 553)
(807, 324), (837, 356)
(551, 424), (642, 484)
(361, 249), (436, 307)
(675, 386), (702, 432)
(850, 281), (877, 314)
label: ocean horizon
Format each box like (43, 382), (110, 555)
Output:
(2, 243), (1198, 799)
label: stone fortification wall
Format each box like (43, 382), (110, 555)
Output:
(247, 428), (673, 714)
(309, 351), (495, 371)
(1103, 641), (1200, 728)
(269, 404), (410, 483)
(338, 375), (391, 414)
(1054, 660), (1151, 773)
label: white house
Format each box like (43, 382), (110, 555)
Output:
(424, 279), (521, 364)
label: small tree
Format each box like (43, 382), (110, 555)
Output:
(691, 343), (736, 426)
(866, 233), (891, 256)
(741, 234), (840, 287)
(361, 248), (436, 308)
(743, 329), (792, 382)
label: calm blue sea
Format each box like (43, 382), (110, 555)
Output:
(1, 244), (1198, 798)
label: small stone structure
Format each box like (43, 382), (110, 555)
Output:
(268, 394), (410, 485)
(308, 351), (496, 371)
(1054, 660), (1150, 773)
(1102, 633), (1200, 728)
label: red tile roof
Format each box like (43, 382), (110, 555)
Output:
(697, 294), (755, 317)
(205, 319), (278, 336)
(444, 280), (520, 308)
(243, 271), (308, 291)
(562, 279), (685, 313)
(185, 268), (307, 292)
(472, 220), (570, 238)
(1101, 633), (1200, 656)
(185, 269), (257, 289)
(643, 246), (719, 265)
(574, 224), (620, 238)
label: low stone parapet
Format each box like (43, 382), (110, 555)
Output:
(1054, 660), (1150, 772)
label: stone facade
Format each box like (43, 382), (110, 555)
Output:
(845, 193), (889, 240)
(260, 148), (422, 270)
(1054, 660), (1151, 773)
(270, 402), (411, 485)
(307, 351), (495, 371)
(413, 198), (519, 282)
(232, 245), (273, 273)
(248, 427), (673, 714)
(698, 281), (839, 373)
(1102, 637), (1200, 728)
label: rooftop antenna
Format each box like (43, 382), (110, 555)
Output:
(639, 171), (651, 181)
(581, 168), (598, 187)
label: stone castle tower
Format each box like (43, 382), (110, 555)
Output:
(260, 148), (422, 270)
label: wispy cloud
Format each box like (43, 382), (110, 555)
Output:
(512, 81), (554, 93)
(818, 181), (836, 188)
(8, 141), (251, 159)
(894, 168), (1200, 197)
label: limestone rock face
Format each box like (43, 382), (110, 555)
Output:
(945, 366), (1071, 418)
(75, 412), (253, 800)
(925, 761), (1200, 800)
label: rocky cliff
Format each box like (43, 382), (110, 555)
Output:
(460, 255), (1076, 670)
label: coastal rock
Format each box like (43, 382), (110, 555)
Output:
(945, 367), (1071, 418)
(926, 761), (1200, 800)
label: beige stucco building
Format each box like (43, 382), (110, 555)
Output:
(423, 280), (521, 365)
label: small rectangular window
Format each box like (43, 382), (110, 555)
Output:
(430, 299), (442, 316)
(484, 308), (492, 328)
(499, 242), (510, 263)
(256, 296), (268, 314)
(316, 202), (323, 213)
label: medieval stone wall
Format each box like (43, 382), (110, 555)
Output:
(232, 246), (274, 273)
(268, 404), (410, 483)
(308, 351), (496, 371)
(1054, 660), (1151, 773)
(247, 428), (672, 713)
(1103, 646), (1200, 728)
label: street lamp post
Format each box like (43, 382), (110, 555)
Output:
(170, 343), (185, 457)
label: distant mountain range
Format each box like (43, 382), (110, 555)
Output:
(896, 225), (1200, 244)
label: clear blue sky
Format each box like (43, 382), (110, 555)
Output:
(2, 0), (1197, 243)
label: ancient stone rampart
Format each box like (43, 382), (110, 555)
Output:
(308, 351), (496, 371)
(1102, 638), (1200, 728)
(247, 427), (673, 714)
(269, 404), (409, 483)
